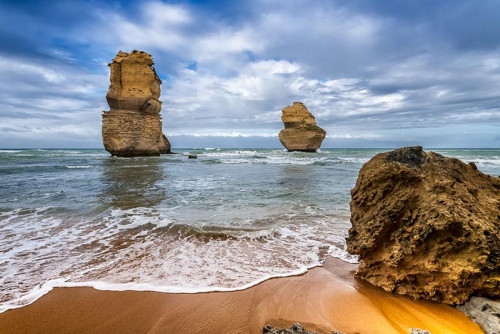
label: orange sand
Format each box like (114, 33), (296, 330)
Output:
(0, 257), (482, 334)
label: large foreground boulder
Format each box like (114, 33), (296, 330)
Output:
(347, 146), (500, 305)
(102, 50), (171, 157)
(278, 102), (326, 152)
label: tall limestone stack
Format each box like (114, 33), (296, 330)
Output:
(278, 102), (326, 152)
(102, 50), (171, 157)
(347, 146), (500, 305)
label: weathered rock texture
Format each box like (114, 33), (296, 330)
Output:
(410, 330), (431, 334)
(457, 297), (500, 334)
(278, 102), (326, 152)
(347, 146), (500, 305)
(263, 322), (340, 334)
(102, 50), (171, 156)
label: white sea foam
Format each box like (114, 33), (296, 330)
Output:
(336, 157), (371, 164)
(0, 266), (312, 314)
(197, 149), (341, 166)
(13, 154), (36, 157)
(65, 165), (93, 169)
(0, 205), (355, 314)
(433, 150), (500, 175)
(329, 248), (359, 264)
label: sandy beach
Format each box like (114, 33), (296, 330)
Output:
(0, 257), (482, 334)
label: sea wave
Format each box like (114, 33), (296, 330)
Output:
(0, 206), (356, 313)
(0, 150), (23, 153)
(65, 165), (93, 169)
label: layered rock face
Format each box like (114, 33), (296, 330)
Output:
(347, 146), (500, 305)
(278, 102), (326, 152)
(102, 50), (171, 157)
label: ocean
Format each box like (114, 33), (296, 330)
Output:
(0, 148), (499, 313)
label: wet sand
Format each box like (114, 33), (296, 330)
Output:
(0, 257), (482, 334)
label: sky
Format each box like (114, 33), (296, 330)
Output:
(0, 0), (499, 149)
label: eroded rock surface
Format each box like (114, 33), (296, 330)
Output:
(278, 102), (326, 152)
(410, 329), (431, 334)
(263, 322), (340, 334)
(102, 50), (171, 156)
(347, 146), (500, 305)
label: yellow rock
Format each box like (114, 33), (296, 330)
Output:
(278, 102), (326, 152)
(347, 146), (500, 305)
(102, 50), (171, 156)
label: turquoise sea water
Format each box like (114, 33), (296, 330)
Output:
(0, 148), (499, 312)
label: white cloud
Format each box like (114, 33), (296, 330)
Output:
(0, 53), (106, 147)
(195, 28), (264, 62)
(87, 2), (194, 53)
(0, 55), (107, 96)
(0, 57), (65, 84)
(109, 15), (187, 51)
(326, 133), (384, 139)
(2, 0), (500, 148)
(143, 2), (192, 26)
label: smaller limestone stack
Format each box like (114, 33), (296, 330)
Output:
(102, 50), (171, 157)
(347, 146), (500, 305)
(278, 102), (326, 152)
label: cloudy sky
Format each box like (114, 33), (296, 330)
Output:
(1, 0), (499, 149)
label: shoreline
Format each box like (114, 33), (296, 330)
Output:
(0, 257), (482, 334)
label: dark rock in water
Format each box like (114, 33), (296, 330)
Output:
(347, 146), (500, 305)
(457, 297), (500, 334)
(102, 50), (171, 157)
(386, 145), (427, 166)
(263, 322), (339, 334)
(187, 154), (197, 159)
